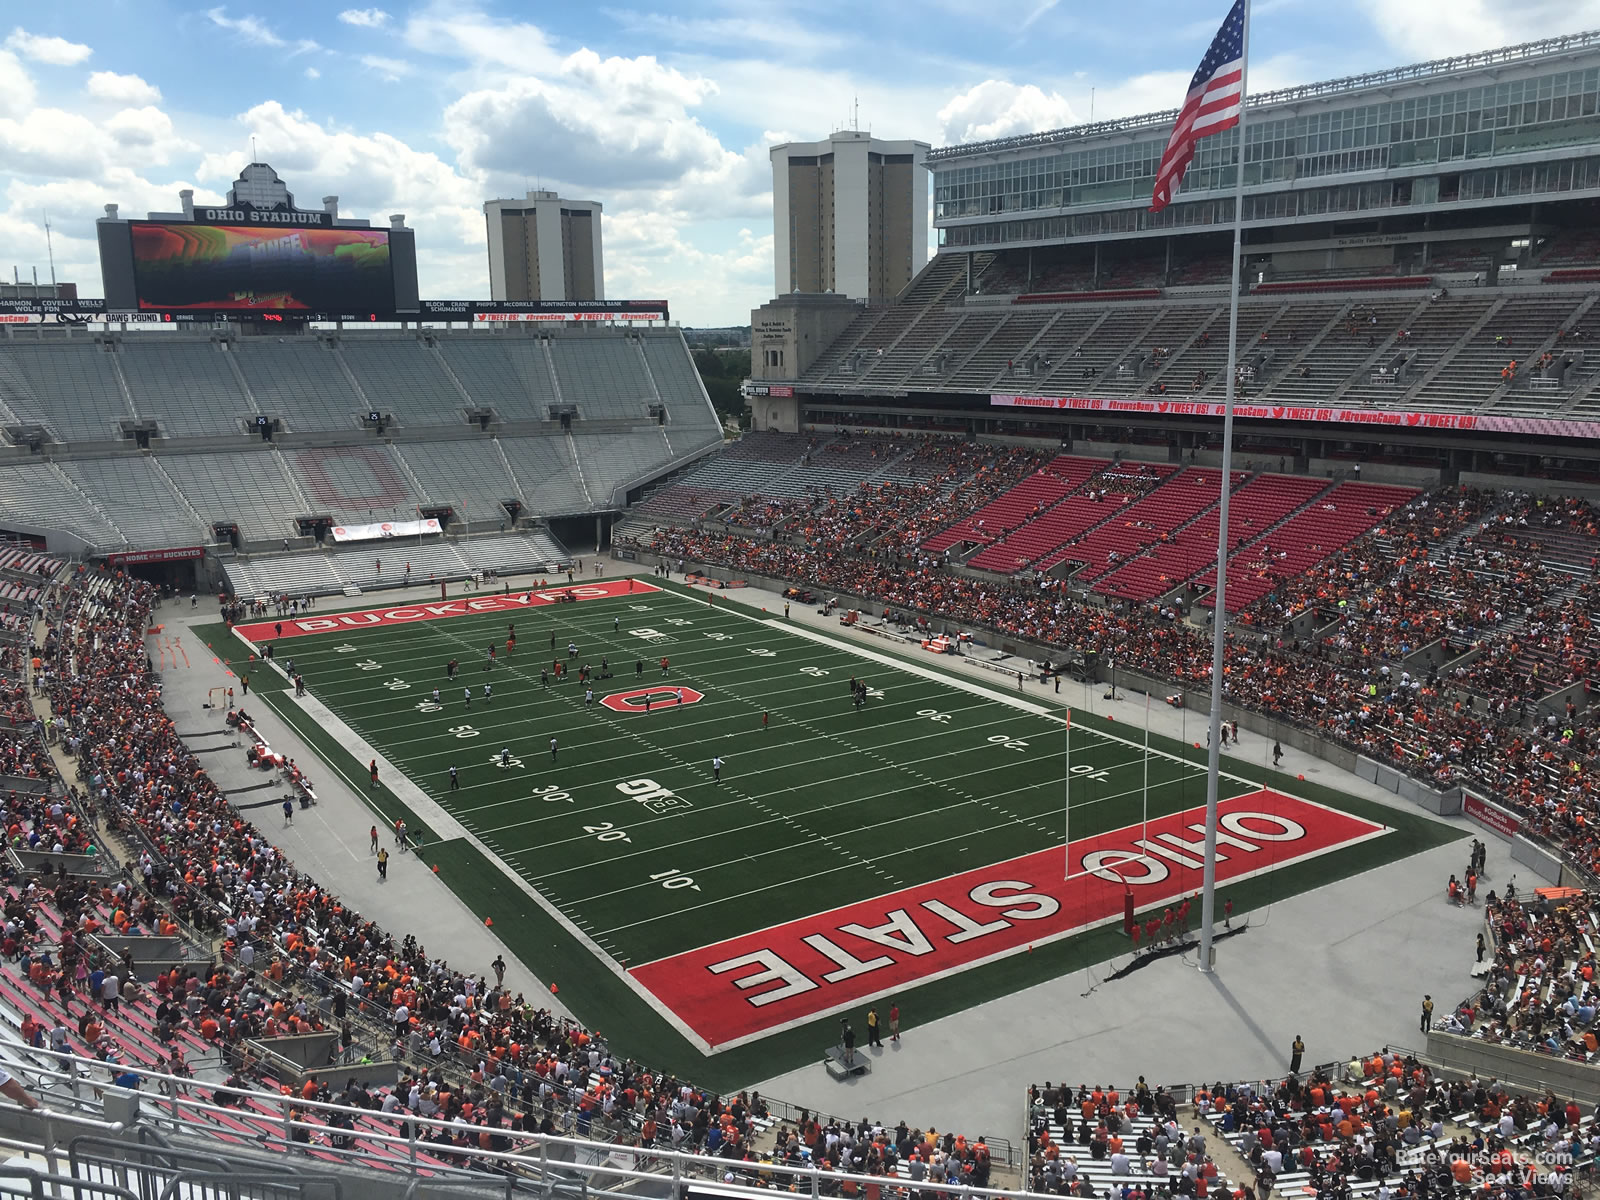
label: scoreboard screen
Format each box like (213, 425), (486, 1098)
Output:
(129, 222), (395, 313)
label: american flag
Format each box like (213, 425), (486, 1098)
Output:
(1150, 0), (1247, 213)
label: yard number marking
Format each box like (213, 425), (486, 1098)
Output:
(649, 868), (701, 892)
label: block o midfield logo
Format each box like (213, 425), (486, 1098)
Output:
(601, 686), (704, 714)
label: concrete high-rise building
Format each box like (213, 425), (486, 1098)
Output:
(770, 131), (930, 302)
(483, 191), (604, 302)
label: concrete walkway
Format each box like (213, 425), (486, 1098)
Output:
(678, 574), (1494, 1142)
(151, 586), (576, 1023)
(150, 570), (1498, 1148)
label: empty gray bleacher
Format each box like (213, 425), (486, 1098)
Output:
(331, 540), (473, 589)
(433, 338), (559, 421)
(231, 341), (364, 431)
(396, 441), (518, 525)
(464, 530), (568, 571)
(60, 458), (207, 549)
(285, 444), (423, 522)
(159, 450), (305, 544)
(639, 334), (720, 435)
(498, 437), (591, 515)
(638, 431), (808, 503)
(225, 554), (342, 598)
(0, 463), (125, 550)
(225, 532), (571, 597)
(0, 344), (132, 442)
(119, 341), (252, 437)
(578, 431), (677, 501)
(338, 338), (464, 427)
(548, 338), (656, 422)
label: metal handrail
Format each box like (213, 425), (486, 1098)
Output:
(10, 1055), (1025, 1200)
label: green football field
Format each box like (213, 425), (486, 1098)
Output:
(223, 577), (1455, 1079)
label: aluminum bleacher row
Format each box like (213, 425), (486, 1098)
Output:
(0, 326), (720, 555)
(223, 531), (572, 597)
(0, 328), (718, 440)
(0, 434), (689, 554)
(797, 268), (1600, 416)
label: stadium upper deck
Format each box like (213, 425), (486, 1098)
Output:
(931, 31), (1600, 259)
(748, 32), (1600, 462)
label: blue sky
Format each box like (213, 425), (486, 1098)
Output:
(0, 0), (1595, 324)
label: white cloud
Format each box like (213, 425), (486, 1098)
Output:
(0, 50), (36, 119)
(360, 54), (414, 82)
(86, 71), (161, 106)
(1357, 0), (1600, 57)
(4, 28), (91, 66)
(304, 67), (320, 79)
(444, 48), (731, 190)
(399, 8), (562, 77)
(197, 100), (484, 263)
(338, 8), (391, 27)
(205, 8), (321, 55)
(105, 106), (176, 150)
(937, 81), (1077, 144)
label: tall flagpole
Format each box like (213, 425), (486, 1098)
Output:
(1064, 709), (1072, 880)
(1198, 0), (1251, 974)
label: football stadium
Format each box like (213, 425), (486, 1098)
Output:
(2, 12), (1600, 1200)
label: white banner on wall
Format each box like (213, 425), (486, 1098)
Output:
(328, 518), (442, 543)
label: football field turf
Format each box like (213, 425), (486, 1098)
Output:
(224, 578), (1453, 1078)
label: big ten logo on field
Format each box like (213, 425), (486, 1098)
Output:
(616, 777), (694, 815)
(627, 627), (675, 643)
(601, 686), (704, 714)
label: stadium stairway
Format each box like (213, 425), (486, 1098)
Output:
(964, 459), (1108, 572)
(1097, 306), (1224, 396)
(1194, 481), (1421, 612)
(1094, 471), (1327, 604)
(1259, 297), (1426, 406)
(1388, 295), (1511, 410)
(923, 453), (1096, 556)
(1049, 467), (1234, 583)
(1487, 293), (1597, 414)
(958, 457), (1129, 571)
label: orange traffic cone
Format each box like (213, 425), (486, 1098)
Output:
(484, 917), (493, 928)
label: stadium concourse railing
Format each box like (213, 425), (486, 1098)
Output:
(5, 1054), (1030, 1200)
(27, 614), (1028, 1175)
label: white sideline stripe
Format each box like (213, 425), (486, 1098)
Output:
(294, 694), (472, 844)
(228, 623), (720, 1057)
(754, 618), (1256, 784)
(676, 821), (1394, 1055)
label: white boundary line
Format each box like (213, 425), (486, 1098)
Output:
(230, 589), (1400, 1059)
(230, 622), (721, 1055)
(658, 795), (1393, 1054)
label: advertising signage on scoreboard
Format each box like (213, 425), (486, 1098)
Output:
(0, 298), (668, 325)
(419, 299), (671, 321)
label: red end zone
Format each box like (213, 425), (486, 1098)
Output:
(631, 790), (1385, 1049)
(234, 579), (661, 641)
